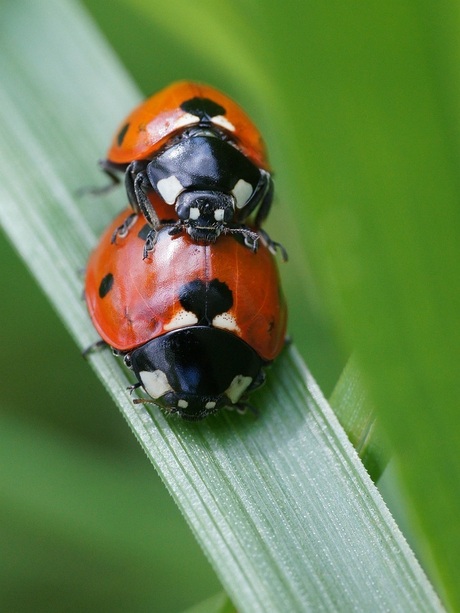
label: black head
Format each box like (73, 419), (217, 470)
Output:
(175, 190), (234, 241)
(146, 135), (263, 238)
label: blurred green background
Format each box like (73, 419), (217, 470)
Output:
(3, 0), (460, 610)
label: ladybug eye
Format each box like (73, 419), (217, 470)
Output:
(123, 354), (132, 369)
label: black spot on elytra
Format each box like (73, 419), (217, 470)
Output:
(137, 224), (150, 241)
(180, 97), (226, 123)
(179, 279), (233, 325)
(117, 123), (130, 146)
(99, 273), (114, 298)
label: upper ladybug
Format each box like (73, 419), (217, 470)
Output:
(98, 81), (276, 252)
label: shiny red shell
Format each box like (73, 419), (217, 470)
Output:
(85, 210), (286, 361)
(106, 81), (270, 170)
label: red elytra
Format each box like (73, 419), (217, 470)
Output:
(85, 209), (287, 362)
(106, 80), (270, 171)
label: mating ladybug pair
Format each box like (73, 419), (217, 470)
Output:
(85, 81), (287, 420)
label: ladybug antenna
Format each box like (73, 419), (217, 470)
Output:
(224, 225), (260, 252)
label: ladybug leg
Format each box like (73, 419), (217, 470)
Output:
(134, 173), (161, 229)
(167, 221), (186, 236)
(235, 170), (273, 226)
(135, 174), (156, 219)
(142, 229), (159, 259)
(110, 212), (138, 244)
(127, 381), (142, 394)
(124, 161), (143, 213)
(99, 159), (122, 189)
(253, 171), (274, 227)
(225, 395), (260, 416)
(142, 220), (183, 258)
(82, 338), (108, 358)
(125, 161), (161, 228)
(123, 357), (149, 397)
(234, 401), (260, 417)
(241, 228), (260, 253)
(76, 159), (122, 197)
(258, 228), (289, 262)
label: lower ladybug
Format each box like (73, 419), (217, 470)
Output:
(85, 209), (287, 420)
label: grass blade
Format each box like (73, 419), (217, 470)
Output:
(329, 357), (390, 482)
(0, 0), (443, 611)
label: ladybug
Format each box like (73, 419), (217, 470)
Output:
(98, 81), (275, 251)
(85, 208), (287, 420)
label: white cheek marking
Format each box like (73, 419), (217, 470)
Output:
(156, 175), (184, 204)
(214, 208), (225, 222)
(178, 399), (189, 409)
(140, 369), (172, 399)
(189, 207), (200, 220)
(211, 115), (235, 132)
(205, 401), (216, 410)
(225, 374), (253, 404)
(212, 313), (240, 333)
(163, 310), (199, 332)
(232, 179), (253, 208)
